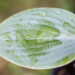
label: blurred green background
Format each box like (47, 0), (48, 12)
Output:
(0, 0), (75, 75)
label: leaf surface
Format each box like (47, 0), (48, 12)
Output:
(0, 8), (75, 69)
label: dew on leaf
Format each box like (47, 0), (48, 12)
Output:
(39, 13), (46, 17)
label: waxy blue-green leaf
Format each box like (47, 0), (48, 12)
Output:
(0, 8), (75, 69)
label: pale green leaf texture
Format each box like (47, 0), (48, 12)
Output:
(0, 8), (75, 69)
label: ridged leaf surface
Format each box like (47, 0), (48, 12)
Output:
(0, 8), (75, 69)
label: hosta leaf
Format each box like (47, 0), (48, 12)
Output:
(0, 8), (75, 69)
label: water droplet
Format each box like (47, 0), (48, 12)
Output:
(68, 56), (71, 59)
(57, 11), (60, 14)
(19, 19), (22, 21)
(60, 61), (63, 63)
(39, 13), (46, 17)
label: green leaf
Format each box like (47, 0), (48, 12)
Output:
(0, 8), (75, 69)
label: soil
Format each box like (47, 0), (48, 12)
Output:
(54, 61), (75, 75)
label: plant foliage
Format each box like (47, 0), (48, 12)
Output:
(0, 8), (75, 69)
